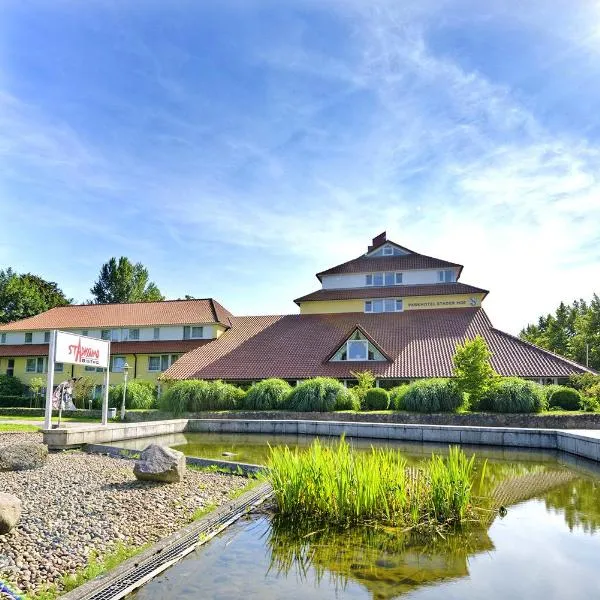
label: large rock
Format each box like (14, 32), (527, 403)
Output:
(0, 443), (48, 471)
(133, 444), (186, 483)
(0, 493), (22, 534)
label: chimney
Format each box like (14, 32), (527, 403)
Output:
(368, 231), (387, 252)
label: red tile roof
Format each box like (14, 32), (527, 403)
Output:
(316, 253), (463, 281)
(294, 282), (488, 304)
(164, 308), (593, 380)
(0, 299), (233, 331)
(0, 340), (210, 358)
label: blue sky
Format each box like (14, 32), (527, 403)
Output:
(1, 0), (599, 333)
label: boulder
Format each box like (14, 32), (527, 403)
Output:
(0, 493), (22, 534)
(0, 443), (48, 471)
(133, 444), (186, 483)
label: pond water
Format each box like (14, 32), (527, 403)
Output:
(123, 433), (600, 600)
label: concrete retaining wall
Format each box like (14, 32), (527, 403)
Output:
(43, 419), (187, 448)
(123, 410), (600, 430)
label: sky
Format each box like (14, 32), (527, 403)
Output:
(0, 0), (599, 333)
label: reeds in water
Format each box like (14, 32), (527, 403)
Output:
(266, 438), (482, 529)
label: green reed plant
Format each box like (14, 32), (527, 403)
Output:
(266, 438), (483, 529)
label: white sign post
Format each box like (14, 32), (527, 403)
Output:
(44, 330), (111, 430)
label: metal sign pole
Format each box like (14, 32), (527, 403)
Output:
(101, 340), (111, 425)
(43, 330), (57, 430)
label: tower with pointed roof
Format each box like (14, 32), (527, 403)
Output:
(295, 232), (488, 315)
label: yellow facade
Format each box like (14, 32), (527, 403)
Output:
(299, 293), (486, 315)
(0, 353), (179, 388)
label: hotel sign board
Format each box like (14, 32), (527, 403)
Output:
(54, 331), (110, 368)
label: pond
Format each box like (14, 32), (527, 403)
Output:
(122, 433), (600, 599)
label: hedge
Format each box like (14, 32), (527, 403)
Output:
(0, 375), (25, 397)
(109, 380), (156, 410)
(548, 387), (581, 411)
(401, 379), (464, 413)
(0, 395), (32, 408)
(286, 378), (348, 412)
(363, 388), (390, 410)
(335, 388), (360, 411)
(159, 380), (245, 415)
(243, 379), (292, 410)
(478, 378), (546, 413)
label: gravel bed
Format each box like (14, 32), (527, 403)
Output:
(0, 433), (248, 595)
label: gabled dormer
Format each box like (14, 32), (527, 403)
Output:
(325, 325), (391, 363)
(365, 232), (413, 257)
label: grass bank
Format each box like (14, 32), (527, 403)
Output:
(266, 438), (486, 529)
(0, 423), (40, 432)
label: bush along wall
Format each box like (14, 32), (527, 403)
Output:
(401, 379), (465, 413)
(109, 380), (156, 410)
(159, 380), (245, 415)
(286, 378), (349, 412)
(243, 379), (292, 410)
(363, 388), (390, 410)
(547, 386), (582, 411)
(478, 378), (546, 413)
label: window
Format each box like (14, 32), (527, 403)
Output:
(364, 298), (403, 313)
(438, 270), (454, 283)
(85, 365), (96, 372)
(382, 245), (394, 255)
(6, 359), (14, 377)
(148, 354), (179, 372)
(44, 331), (50, 343)
(347, 340), (368, 360)
(54, 363), (63, 372)
(101, 330), (110, 340)
(153, 327), (160, 340)
(148, 356), (161, 372)
(25, 332), (33, 344)
(81, 330), (88, 337)
(128, 329), (140, 341)
(111, 356), (126, 373)
(191, 326), (203, 339)
(0, 333), (5, 344)
(111, 329), (121, 342)
(366, 272), (403, 287)
(27, 357), (45, 373)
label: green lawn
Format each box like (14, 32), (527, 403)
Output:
(0, 423), (40, 432)
(0, 415), (101, 422)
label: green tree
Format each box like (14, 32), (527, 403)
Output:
(350, 370), (376, 409)
(0, 268), (71, 324)
(453, 336), (497, 406)
(520, 295), (599, 370)
(28, 376), (46, 407)
(90, 257), (164, 304)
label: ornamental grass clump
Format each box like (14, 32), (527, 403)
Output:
(478, 378), (546, 413)
(267, 438), (481, 529)
(402, 379), (465, 413)
(285, 377), (347, 412)
(159, 379), (244, 415)
(243, 378), (292, 410)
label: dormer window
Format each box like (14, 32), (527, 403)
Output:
(330, 330), (387, 362)
(382, 245), (394, 255)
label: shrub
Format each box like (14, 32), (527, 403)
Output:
(569, 373), (600, 392)
(363, 388), (390, 410)
(159, 379), (244, 415)
(547, 386), (581, 411)
(0, 395), (31, 408)
(243, 379), (292, 410)
(350, 370), (375, 409)
(72, 376), (97, 409)
(334, 388), (360, 411)
(286, 378), (347, 412)
(390, 385), (410, 410)
(453, 336), (497, 404)
(579, 393), (600, 412)
(0, 375), (25, 397)
(402, 379), (464, 413)
(109, 380), (155, 410)
(478, 378), (546, 413)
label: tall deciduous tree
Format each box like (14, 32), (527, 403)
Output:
(0, 268), (71, 324)
(90, 257), (164, 304)
(453, 335), (497, 405)
(520, 295), (599, 370)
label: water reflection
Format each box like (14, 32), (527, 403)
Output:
(268, 520), (494, 600)
(544, 478), (600, 534)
